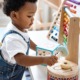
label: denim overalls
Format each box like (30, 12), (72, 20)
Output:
(0, 30), (30, 80)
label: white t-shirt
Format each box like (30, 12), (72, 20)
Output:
(1, 22), (30, 64)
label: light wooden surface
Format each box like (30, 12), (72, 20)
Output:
(58, 7), (65, 44)
(66, 17), (79, 64)
(58, 5), (80, 64)
(47, 4), (62, 39)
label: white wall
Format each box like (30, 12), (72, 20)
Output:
(0, 1), (10, 27)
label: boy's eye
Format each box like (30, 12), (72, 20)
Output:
(27, 16), (32, 18)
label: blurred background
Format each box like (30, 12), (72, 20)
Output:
(0, 0), (63, 30)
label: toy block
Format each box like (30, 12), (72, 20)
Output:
(36, 43), (59, 57)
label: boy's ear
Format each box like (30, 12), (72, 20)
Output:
(10, 11), (18, 21)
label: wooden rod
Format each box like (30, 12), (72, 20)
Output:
(66, 17), (79, 64)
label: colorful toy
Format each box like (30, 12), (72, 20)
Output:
(47, 1), (63, 41)
(69, 0), (80, 5)
(47, 60), (78, 80)
(47, 0), (79, 80)
(64, 0), (80, 16)
(36, 43), (69, 59)
(49, 26), (59, 41)
(47, 0), (80, 42)
(58, 6), (79, 64)
(36, 43), (59, 57)
(47, 0), (80, 64)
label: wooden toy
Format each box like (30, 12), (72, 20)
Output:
(47, 0), (79, 79)
(47, 2), (63, 41)
(36, 43), (59, 66)
(47, 0), (80, 64)
(58, 6), (79, 64)
(36, 42), (69, 59)
(47, 0), (80, 42)
(69, 0), (80, 5)
(36, 43), (60, 57)
(48, 26), (59, 41)
(47, 60), (78, 80)
(64, 0), (80, 16)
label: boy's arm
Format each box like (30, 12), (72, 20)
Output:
(30, 39), (37, 51)
(14, 53), (58, 67)
(14, 53), (44, 66)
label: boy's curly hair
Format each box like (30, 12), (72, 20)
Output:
(3, 0), (37, 16)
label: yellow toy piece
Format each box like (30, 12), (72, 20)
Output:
(61, 61), (72, 70)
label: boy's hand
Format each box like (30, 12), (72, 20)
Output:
(43, 56), (58, 66)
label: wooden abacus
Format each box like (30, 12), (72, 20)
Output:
(47, 0), (80, 64)
(47, 10), (79, 78)
(58, 6), (79, 64)
(47, 1), (79, 80)
(47, 0), (79, 41)
(47, 1), (63, 41)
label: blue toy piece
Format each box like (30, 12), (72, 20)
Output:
(36, 43), (69, 66)
(53, 44), (69, 58)
(50, 26), (59, 41)
(36, 43), (59, 66)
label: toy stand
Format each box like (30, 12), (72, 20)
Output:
(47, 0), (80, 64)
(58, 7), (65, 44)
(58, 7), (79, 64)
(66, 17), (79, 64)
(47, 1), (80, 80)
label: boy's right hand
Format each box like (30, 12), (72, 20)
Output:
(43, 56), (58, 66)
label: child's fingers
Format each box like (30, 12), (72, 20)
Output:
(54, 56), (58, 60)
(50, 57), (57, 64)
(51, 56), (58, 61)
(49, 59), (55, 66)
(53, 58), (58, 63)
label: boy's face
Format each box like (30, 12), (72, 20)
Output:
(13, 2), (37, 31)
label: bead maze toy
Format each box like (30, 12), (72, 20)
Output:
(47, 0), (79, 80)
(58, 6), (79, 64)
(47, 15), (79, 78)
(47, 0), (80, 64)
(47, 0), (80, 42)
(69, 0), (80, 5)
(64, 0), (80, 16)
(36, 43), (68, 58)
(36, 42), (69, 66)
(47, 2), (62, 41)
(47, 60), (78, 80)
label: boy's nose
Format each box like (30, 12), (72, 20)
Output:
(31, 17), (34, 22)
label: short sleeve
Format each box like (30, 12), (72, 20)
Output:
(5, 34), (28, 59)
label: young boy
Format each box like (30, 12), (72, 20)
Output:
(0, 0), (58, 80)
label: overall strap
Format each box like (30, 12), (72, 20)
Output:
(1, 30), (30, 55)
(2, 30), (28, 43)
